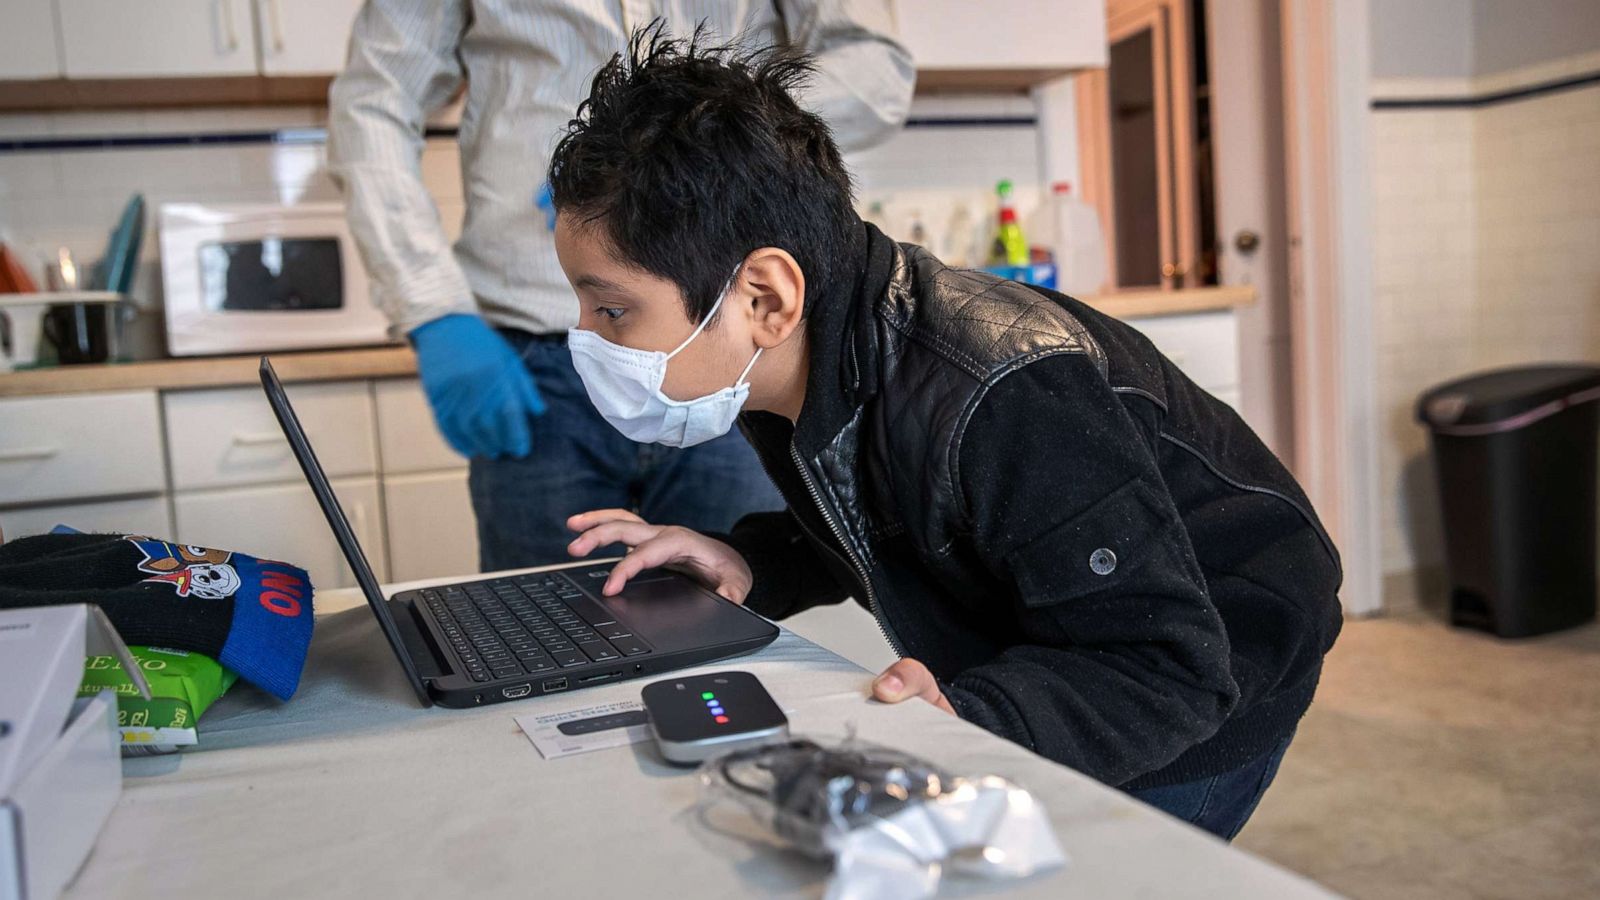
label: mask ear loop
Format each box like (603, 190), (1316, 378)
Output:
(666, 263), (745, 361)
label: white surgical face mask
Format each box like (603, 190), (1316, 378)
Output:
(567, 270), (762, 448)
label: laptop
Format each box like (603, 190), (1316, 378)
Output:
(259, 357), (779, 708)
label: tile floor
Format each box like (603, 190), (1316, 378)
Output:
(1236, 609), (1600, 899)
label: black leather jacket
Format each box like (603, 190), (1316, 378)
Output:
(728, 223), (1343, 790)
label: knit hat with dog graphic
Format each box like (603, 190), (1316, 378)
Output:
(0, 530), (314, 700)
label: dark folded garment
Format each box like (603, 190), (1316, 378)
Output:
(0, 531), (315, 700)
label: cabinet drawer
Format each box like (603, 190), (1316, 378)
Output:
(0, 495), (172, 542)
(164, 381), (377, 491)
(383, 470), (479, 583)
(0, 391), (164, 505)
(373, 378), (467, 474)
(173, 477), (386, 591)
(1127, 311), (1240, 392)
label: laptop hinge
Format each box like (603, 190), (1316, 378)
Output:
(390, 598), (449, 680)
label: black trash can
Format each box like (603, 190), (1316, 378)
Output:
(1417, 364), (1600, 638)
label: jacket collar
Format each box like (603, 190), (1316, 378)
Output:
(782, 219), (899, 461)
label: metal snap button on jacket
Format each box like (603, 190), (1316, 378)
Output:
(1089, 548), (1118, 575)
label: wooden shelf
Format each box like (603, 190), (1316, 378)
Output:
(0, 66), (1101, 112)
(0, 75), (333, 112)
(914, 67), (1081, 94)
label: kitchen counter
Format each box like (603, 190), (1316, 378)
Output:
(1083, 283), (1255, 319)
(0, 287), (1254, 399)
(0, 345), (417, 398)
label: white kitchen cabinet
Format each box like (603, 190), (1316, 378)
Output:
(373, 378), (466, 474)
(0, 0), (63, 79)
(173, 476), (387, 591)
(163, 381), (377, 491)
(893, 0), (1106, 73)
(58, 0), (258, 78)
(253, 0), (362, 75)
(382, 470), (479, 583)
(1127, 310), (1240, 394)
(0, 495), (173, 542)
(0, 390), (165, 506)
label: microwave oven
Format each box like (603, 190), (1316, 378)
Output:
(159, 202), (395, 357)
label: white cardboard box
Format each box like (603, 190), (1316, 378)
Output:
(0, 605), (148, 900)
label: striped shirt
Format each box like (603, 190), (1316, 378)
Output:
(328, 0), (914, 336)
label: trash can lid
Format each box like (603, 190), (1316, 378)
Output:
(1417, 364), (1600, 434)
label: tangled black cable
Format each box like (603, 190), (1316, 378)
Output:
(715, 738), (948, 854)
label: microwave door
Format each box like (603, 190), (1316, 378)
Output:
(200, 237), (344, 313)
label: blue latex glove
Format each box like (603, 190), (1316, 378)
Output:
(410, 314), (545, 459)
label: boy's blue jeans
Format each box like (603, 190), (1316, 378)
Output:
(1127, 731), (1294, 841)
(468, 331), (784, 571)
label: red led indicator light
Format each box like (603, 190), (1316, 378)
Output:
(715, 715), (729, 724)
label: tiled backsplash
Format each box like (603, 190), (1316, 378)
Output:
(0, 94), (1044, 359)
(1371, 63), (1600, 593)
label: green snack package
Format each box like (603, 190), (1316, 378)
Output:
(78, 646), (239, 754)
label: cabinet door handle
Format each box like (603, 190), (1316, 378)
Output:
(231, 431), (286, 447)
(220, 0), (239, 52)
(0, 445), (59, 463)
(265, 0), (285, 52)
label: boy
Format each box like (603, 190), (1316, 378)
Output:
(551, 30), (1343, 840)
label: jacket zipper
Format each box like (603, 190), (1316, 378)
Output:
(745, 438), (902, 656)
(785, 444), (906, 657)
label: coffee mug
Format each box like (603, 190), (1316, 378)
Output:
(43, 301), (113, 365)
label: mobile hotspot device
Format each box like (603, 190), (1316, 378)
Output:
(641, 671), (788, 765)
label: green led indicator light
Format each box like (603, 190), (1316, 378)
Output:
(701, 692), (715, 700)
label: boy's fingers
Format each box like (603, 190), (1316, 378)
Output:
(602, 538), (686, 595)
(871, 659), (956, 715)
(872, 658), (932, 702)
(566, 509), (646, 532)
(567, 520), (661, 556)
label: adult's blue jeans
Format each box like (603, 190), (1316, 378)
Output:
(468, 331), (784, 571)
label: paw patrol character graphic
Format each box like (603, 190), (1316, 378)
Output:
(124, 536), (243, 600)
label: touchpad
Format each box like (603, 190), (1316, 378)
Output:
(602, 578), (738, 648)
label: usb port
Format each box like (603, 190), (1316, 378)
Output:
(502, 683), (533, 699)
(541, 677), (569, 693)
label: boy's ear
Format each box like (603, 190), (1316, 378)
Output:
(738, 247), (806, 349)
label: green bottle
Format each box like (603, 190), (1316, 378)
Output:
(992, 179), (1029, 267)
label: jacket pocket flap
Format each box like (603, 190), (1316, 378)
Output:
(1006, 478), (1186, 609)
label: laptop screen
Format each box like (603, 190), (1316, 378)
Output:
(258, 356), (433, 706)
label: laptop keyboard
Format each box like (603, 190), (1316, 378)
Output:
(418, 572), (651, 683)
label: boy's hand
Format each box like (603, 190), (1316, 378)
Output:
(566, 509), (753, 602)
(871, 658), (956, 715)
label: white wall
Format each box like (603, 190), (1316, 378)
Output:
(1368, 12), (1600, 602)
(1472, 0), (1600, 76)
(1371, 0), (1600, 80)
(1369, 0), (1474, 79)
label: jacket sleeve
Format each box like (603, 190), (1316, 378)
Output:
(940, 352), (1240, 787)
(776, 0), (915, 151)
(718, 511), (853, 620)
(327, 0), (478, 335)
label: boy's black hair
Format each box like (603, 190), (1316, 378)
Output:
(548, 23), (857, 323)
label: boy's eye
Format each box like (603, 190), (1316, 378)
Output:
(596, 307), (626, 321)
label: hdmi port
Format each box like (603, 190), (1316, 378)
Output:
(502, 683), (532, 699)
(579, 670), (623, 684)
